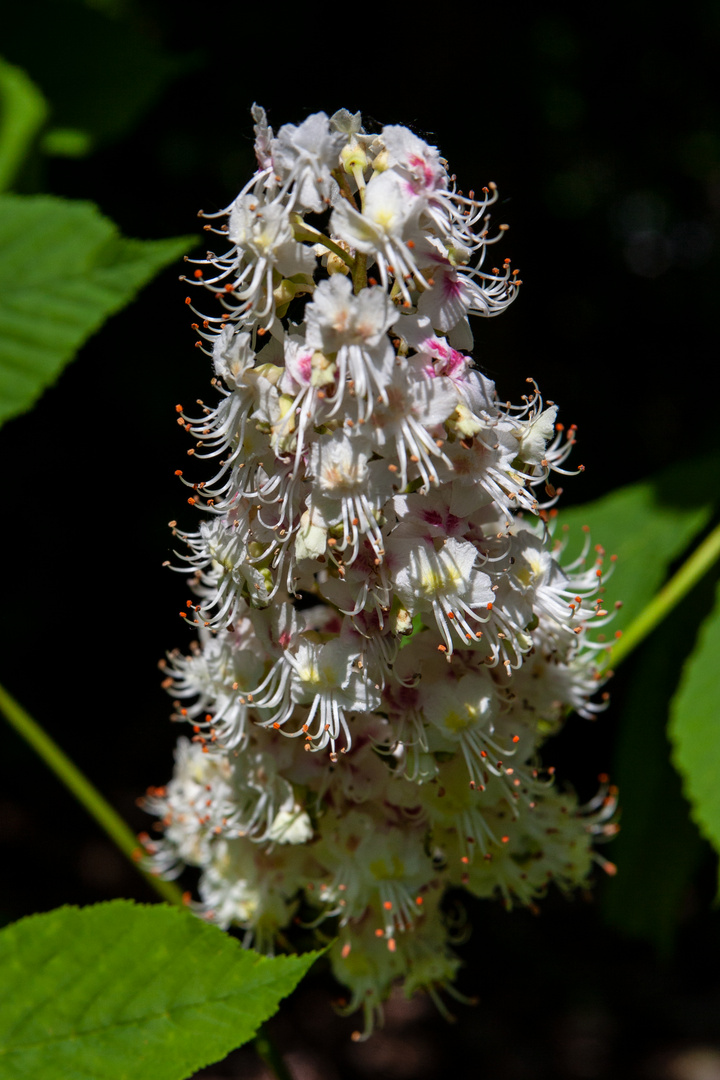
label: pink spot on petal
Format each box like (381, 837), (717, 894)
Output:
(442, 274), (463, 299)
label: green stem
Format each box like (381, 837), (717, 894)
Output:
(0, 680), (184, 906)
(290, 217), (354, 270)
(352, 251), (367, 295)
(606, 519), (720, 670)
(0, 681), (293, 1080)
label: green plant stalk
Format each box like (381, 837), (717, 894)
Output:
(352, 250), (368, 295)
(0, 680), (184, 905)
(606, 519), (720, 670)
(290, 215), (354, 270)
(0, 681), (295, 1079)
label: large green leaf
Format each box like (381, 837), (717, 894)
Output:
(601, 596), (708, 952)
(669, 578), (720, 875)
(557, 454), (719, 637)
(0, 901), (321, 1080)
(558, 457), (720, 948)
(0, 195), (192, 427)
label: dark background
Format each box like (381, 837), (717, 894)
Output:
(1, 2), (720, 1076)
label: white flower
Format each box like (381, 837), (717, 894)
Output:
(391, 536), (495, 654)
(332, 170), (428, 301)
(272, 112), (348, 212)
(370, 355), (457, 491)
(381, 125), (447, 196)
(304, 274), (398, 417)
(224, 195), (315, 321)
(307, 430), (393, 563)
(146, 105), (615, 1038)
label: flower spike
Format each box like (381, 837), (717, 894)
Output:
(143, 106), (616, 1038)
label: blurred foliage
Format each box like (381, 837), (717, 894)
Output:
(559, 458), (720, 950)
(600, 580), (712, 953)
(2, 1), (196, 160)
(0, 59), (48, 192)
(670, 580), (720, 887)
(0, 195), (191, 425)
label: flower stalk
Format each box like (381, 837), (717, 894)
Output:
(0, 680), (184, 906)
(606, 519), (720, 670)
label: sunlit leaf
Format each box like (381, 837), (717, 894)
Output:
(669, 577), (720, 878)
(0, 195), (192, 427)
(0, 901), (321, 1080)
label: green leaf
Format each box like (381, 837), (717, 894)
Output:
(0, 195), (192, 427)
(557, 453), (719, 636)
(0, 901), (321, 1080)
(601, 596), (708, 952)
(669, 577), (720, 875)
(0, 58), (48, 192)
(558, 457), (720, 948)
